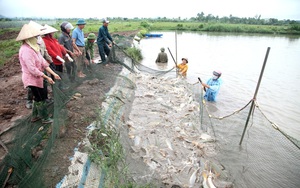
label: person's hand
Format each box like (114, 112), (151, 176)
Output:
(65, 54), (73, 62)
(78, 50), (82, 55)
(53, 73), (61, 80)
(109, 43), (112, 47)
(91, 59), (95, 64)
(47, 77), (55, 85)
(84, 59), (89, 65)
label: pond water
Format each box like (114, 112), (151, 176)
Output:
(136, 31), (300, 187)
(138, 31), (300, 140)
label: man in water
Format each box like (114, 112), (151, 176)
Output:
(155, 47), (168, 63)
(201, 71), (222, 101)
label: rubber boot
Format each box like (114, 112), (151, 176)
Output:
(31, 101), (41, 122)
(37, 101), (53, 124)
(26, 87), (33, 109)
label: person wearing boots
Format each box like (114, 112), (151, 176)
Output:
(58, 21), (77, 82)
(26, 21), (54, 109)
(17, 23), (61, 124)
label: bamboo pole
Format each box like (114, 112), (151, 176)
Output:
(239, 47), (271, 145)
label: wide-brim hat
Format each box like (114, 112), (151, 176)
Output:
(43, 24), (58, 35)
(76, 19), (86, 25)
(16, 24), (41, 41)
(28, 21), (47, 34)
(87, 33), (96, 40)
(182, 57), (188, 63)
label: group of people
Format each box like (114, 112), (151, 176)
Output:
(17, 18), (115, 124)
(155, 48), (222, 101)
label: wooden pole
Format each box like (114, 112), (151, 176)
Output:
(239, 47), (271, 145)
(175, 31), (178, 64)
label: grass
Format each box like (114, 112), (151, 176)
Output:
(88, 105), (155, 187)
(0, 39), (20, 65)
(0, 19), (299, 66)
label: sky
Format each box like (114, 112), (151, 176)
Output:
(0, 0), (299, 20)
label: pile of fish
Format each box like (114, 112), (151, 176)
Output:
(125, 73), (229, 187)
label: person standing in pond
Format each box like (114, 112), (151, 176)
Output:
(97, 18), (115, 66)
(72, 19), (87, 77)
(176, 57), (188, 77)
(17, 24), (60, 124)
(201, 71), (222, 102)
(155, 47), (168, 63)
(58, 21), (77, 82)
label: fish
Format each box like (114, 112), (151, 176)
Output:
(189, 167), (200, 188)
(207, 171), (217, 188)
(166, 139), (173, 150)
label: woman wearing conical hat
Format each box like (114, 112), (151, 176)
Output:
(16, 23), (60, 124)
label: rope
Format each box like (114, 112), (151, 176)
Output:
(254, 101), (300, 150)
(202, 98), (253, 120)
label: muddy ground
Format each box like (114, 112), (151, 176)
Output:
(0, 30), (138, 187)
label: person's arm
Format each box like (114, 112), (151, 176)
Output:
(107, 29), (114, 45)
(100, 27), (110, 45)
(43, 49), (53, 63)
(90, 43), (94, 60)
(58, 35), (74, 56)
(45, 67), (60, 80)
(72, 30), (82, 55)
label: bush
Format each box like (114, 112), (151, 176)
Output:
(125, 46), (143, 62)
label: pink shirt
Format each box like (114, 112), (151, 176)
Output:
(19, 43), (49, 88)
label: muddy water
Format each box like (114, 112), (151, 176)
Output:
(136, 32), (300, 187)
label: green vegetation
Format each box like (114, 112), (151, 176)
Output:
(125, 46), (143, 62)
(88, 108), (154, 187)
(0, 13), (299, 66)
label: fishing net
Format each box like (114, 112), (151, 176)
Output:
(0, 34), (139, 187)
(190, 81), (300, 188)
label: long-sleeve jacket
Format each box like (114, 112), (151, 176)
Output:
(43, 35), (66, 65)
(85, 38), (95, 60)
(155, 52), (168, 63)
(58, 32), (74, 56)
(97, 25), (113, 44)
(19, 43), (49, 88)
(204, 78), (222, 101)
(177, 63), (188, 77)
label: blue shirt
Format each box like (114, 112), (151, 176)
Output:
(72, 27), (85, 47)
(204, 78), (222, 101)
(97, 25), (113, 44)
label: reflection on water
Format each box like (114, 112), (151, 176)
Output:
(138, 31), (300, 188)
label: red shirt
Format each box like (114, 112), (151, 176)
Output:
(43, 35), (66, 65)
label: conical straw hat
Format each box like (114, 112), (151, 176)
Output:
(28, 20), (47, 34)
(16, 24), (41, 41)
(43, 24), (58, 35)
